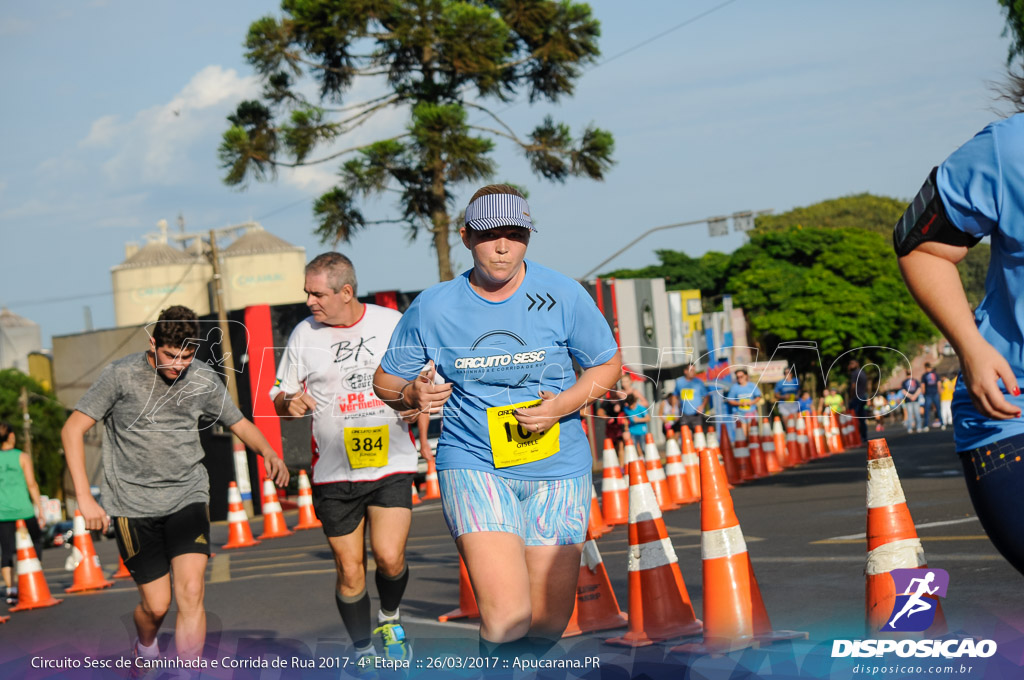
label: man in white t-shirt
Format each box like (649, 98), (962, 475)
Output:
(271, 252), (433, 664)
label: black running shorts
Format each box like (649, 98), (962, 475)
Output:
(312, 473), (414, 538)
(113, 502), (211, 585)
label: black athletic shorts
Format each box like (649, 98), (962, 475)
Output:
(312, 473), (414, 538)
(113, 502), (210, 585)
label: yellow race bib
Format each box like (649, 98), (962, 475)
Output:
(486, 400), (560, 469)
(680, 389), (695, 401)
(344, 425), (389, 469)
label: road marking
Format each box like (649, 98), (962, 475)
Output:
(814, 517), (979, 543)
(404, 615), (478, 631)
(209, 554), (231, 583)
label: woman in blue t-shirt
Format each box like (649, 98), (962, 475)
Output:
(897, 114), (1024, 575)
(374, 185), (622, 657)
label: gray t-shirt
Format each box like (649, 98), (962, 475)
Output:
(74, 352), (244, 517)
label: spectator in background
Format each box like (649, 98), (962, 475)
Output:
(624, 393), (650, 442)
(597, 386), (627, 465)
(675, 363), (709, 434)
(659, 392), (682, 442)
(921, 363), (941, 430)
(939, 375), (956, 430)
(725, 369), (762, 422)
(619, 370), (649, 409)
(798, 390), (814, 414)
(901, 370), (924, 433)
(773, 368), (801, 418)
(0, 422), (45, 606)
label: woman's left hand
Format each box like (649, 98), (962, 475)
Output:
(513, 390), (566, 434)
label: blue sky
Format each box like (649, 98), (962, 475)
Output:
(0, 0), (1013, 346)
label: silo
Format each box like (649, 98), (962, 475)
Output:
(0, 308), (43, 372)
(220, 224), (307, 310)
(112, 237), (212, 328)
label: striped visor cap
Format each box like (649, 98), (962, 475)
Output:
(464, 193), (536, 232)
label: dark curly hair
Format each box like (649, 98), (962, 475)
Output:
(152, 305), (200, 350)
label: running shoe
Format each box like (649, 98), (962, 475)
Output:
(5, 587), (17, 606)
(374, 621), (410, 661)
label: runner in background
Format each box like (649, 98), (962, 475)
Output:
(374, 184), (621, 660)
(0, 421), (45, 605)
(62, 305), (289, 669)
(272, 252), (429, 663)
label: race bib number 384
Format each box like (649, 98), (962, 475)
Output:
(486, 400), (560, 468)
(344, 425), (389, 469)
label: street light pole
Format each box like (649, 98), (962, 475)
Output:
(579, 209), (772, 281)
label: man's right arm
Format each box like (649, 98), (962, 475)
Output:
(273, 390), (317, 419)
(62, 410), (108, 533)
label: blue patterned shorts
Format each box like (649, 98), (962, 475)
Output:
(437, 469), (590, 546)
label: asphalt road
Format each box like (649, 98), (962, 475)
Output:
(2, 425), (1022, 680)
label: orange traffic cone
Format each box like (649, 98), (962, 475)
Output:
(865, 439), (946, 635)
(293, 470), (322, 530)
(644, 434), (679, 512)
(601, 438), (629, 527)
(563, 529), (628, 637)
(716, 421), (741, 485)
(828, 409), (845, 454)
(65, 511), (113, 593)
(622, 434), (640, 484)
(665, 436), (696, 505)
(411, 482), (422, 506)
(727, 424), (751, 483)
(795, 414), (812, 464)
(747, 421), (768, 479)
(111, 555), (131, 579)
(689, 427), (708, 498)
(809, 412), (828, 459)
(606, 459), (702, 647)
(223, 482), (261, 549)
(784, 416), (801, 466)
(422, 458), (441, 500)
(673, 443), (806, 654)
(771, 417), (790, 470)
(8, 519), (61, 611)
(0, 615), (7, 623)
(588, 484), (611, 538)
(761, 418), (783, 473)
(258, 479), (293, 539)
(438, 556), (479, 622)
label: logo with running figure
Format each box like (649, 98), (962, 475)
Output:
(882, 568), (949, 632)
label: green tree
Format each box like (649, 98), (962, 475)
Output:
(726, 226), (935, 377)
(999, 0), (1024, 64)
(0, 370), (67, 499)
(221, 0), (615, 281)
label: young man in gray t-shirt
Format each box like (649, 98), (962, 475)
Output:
(62, 305), (289, 667)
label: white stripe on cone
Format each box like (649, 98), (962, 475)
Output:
(865, 538), (926, 575)
(628, 538), (678, 571)
(867, 457), (907, 508)
(701, 525), (748, 561)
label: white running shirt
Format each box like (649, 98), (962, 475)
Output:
(270, 304), (418, 483)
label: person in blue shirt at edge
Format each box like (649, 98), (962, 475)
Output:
(773, 367), (801, 418)
(798, 390), (814, 414)
(895, 108), (1024, 576)
(674, 363), (709, 435)
(921, 362), (942, 430)
(623, 393), (649, 441)
(900, 370), (924, 433)
(725, 368), (763, 423)
(373, 184), (622, 660)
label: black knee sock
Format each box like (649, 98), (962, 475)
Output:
(335, 589), (372, 650)
(375, 565), (409, 616)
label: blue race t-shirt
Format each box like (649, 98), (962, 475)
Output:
(774, 375), (799, 399)
(675, 377), (708, 416)
(937, 114), (1024, 450)
(624, 403), (648, 438)
(726, 383), (761, 416)
(379, 260), (618, 480)
(922, 371), (939, 396)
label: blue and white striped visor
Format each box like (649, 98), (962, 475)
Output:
(464, 194), (536, 232)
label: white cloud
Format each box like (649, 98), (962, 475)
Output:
(80, 114), (120, 148)
(80, 65), (260, 186)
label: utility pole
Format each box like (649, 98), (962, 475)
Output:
(209, 229), (256, 517)
(19, 386), (32, 459)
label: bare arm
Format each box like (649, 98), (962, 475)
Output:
(273, 390), (318, 420)
(229, 418), (290, 487)
(373, 360), (452, 414)
(899, 241), (1019, 419)
(514, 352), (624, 433)
(416, 412), (433, 461)
(19, 453), (44, 528)
(62, 410), (108, 532)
